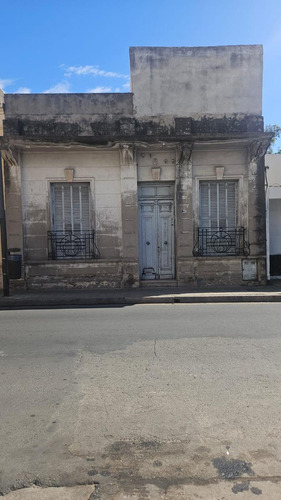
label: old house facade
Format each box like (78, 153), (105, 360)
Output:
(0, 45), (271, 289)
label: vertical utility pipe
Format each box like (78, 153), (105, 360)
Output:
(0, 151), (9, 296)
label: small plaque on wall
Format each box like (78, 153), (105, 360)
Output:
(151, 167), (161, 181)
(242, 259), (257, 280)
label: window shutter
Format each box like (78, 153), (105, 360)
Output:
(80, 184), (90, 231)
(200, 182), (211, 228)
(200, 180), (238, 230)
(51, 183), (90, 232)
(225, 182), (237, 229)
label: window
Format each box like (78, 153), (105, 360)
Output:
(199, 180), (238, 230)
(51, 183), (90, 233)
(48, 183), (99, 260)
(193, 180), (249, 256)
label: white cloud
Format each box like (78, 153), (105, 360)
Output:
(64, 65), (128, 79)
(0, 78), (14, 90)
(122, 81), (130, 90)
(87, 86), (113, 93)
(44, 81), (71, 93)
(15, 87), (31, 94)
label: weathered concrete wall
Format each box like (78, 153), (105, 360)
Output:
(130, 46), (263, 117)
(4, 160), (23, 252)
(120, 145), (139, 287)
(25, 261), (122, 288)
(176, 145), (259, 285)
(21, 149), (122, 263)
(192, 145), (248, 230)
(4, 93), (133, 117)
(247, 146), (266, 258)
(177, 257), (266, 286)
(5, 141), (267, 288)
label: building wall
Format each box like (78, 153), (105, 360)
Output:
(266, 154), (281, 276)
(130, 46), (263, 117)
(269, 199), (281, 255)
(4, 143), (267, 288)
(20, 148), (125, 288)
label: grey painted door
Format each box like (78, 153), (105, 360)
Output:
(138, 198), (174, 280)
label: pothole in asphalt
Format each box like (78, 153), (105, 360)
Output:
(212, 457), (255, 479)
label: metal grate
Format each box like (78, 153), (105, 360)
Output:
(193, 227), (250, 257)
(48, 230), (100, 260)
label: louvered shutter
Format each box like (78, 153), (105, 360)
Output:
(200, 181), (238, 229)
(51, 183), (90, 232)
(199, 182), (210, 228)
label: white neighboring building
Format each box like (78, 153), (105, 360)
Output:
(266, 154), (281, 278)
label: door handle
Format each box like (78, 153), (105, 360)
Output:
(146, 241), (150, 245)
(164, 241), (168, 245)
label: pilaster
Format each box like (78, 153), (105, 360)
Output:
(120, 144), (139, 287)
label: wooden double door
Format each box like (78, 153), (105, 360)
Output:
(138, 184), (175, 280)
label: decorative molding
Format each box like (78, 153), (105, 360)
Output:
(216, 166), (224, 180)
(1, 147), (18, 167)
(179, 143), (193, 164)
(151, 167), (161, 181)
(64, 168), (75, 182)
(120, 144), (134, 166)
(249, 139), (271, 163)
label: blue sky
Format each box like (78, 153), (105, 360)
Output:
(1, 0), (281, 149)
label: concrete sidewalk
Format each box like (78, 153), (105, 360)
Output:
(1, 281), (281, 308)
(3, 485), (96, 500)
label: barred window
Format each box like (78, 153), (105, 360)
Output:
(48, 183), (96, 260)
(199, 180), (238, 230)
(51, 183), (90, 233)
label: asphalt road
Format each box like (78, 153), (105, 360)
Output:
(1, 304), (281, 498)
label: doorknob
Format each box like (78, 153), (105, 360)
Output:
(164, 241), (168, 245)
(146, 241), (150, 245)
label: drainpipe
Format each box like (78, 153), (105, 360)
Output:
(0, 150), (9, 296)
(265, 165), (270, 282)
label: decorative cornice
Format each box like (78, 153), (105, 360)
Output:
(249, 138), (272, 162)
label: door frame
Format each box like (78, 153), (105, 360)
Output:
(138, 182), (175, 280)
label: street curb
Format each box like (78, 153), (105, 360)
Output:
(1, 293), (281, 309)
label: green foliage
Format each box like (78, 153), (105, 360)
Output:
(265, 124), (281, 154)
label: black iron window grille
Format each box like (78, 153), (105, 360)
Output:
(48, 230), (100, 260)
(193, 227), (250, 257)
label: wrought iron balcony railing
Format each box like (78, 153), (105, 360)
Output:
(193, 227), (250, 257)
(48, 230), (100, 260)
